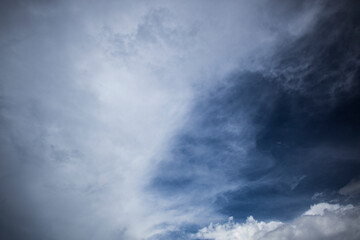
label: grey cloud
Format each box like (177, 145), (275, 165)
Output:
(0, 0), (343, 239)
(339, 177), (360, 196)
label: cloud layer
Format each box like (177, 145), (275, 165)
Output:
(195, 203), (360, 240)
(1, 0), (360, 239)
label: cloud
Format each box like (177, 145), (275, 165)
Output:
(266, 0), (360, 101)
(195, 203), (360, 240)
(0, 0), (344, 239)
(339, 177), (360, 196)
(303, 203), (354, 216)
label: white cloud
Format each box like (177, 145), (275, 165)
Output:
(195, 216), (282, 240)
(303, 202), (354, 216)
(195, 203), (360, 240)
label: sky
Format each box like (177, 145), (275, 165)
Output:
(0, 0), (360, 239)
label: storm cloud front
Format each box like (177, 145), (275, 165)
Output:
(1, 0), (360, 239)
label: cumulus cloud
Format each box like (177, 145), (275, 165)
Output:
(195, 203), (360, 240)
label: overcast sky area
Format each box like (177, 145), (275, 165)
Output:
(1, 0), (360, 239)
